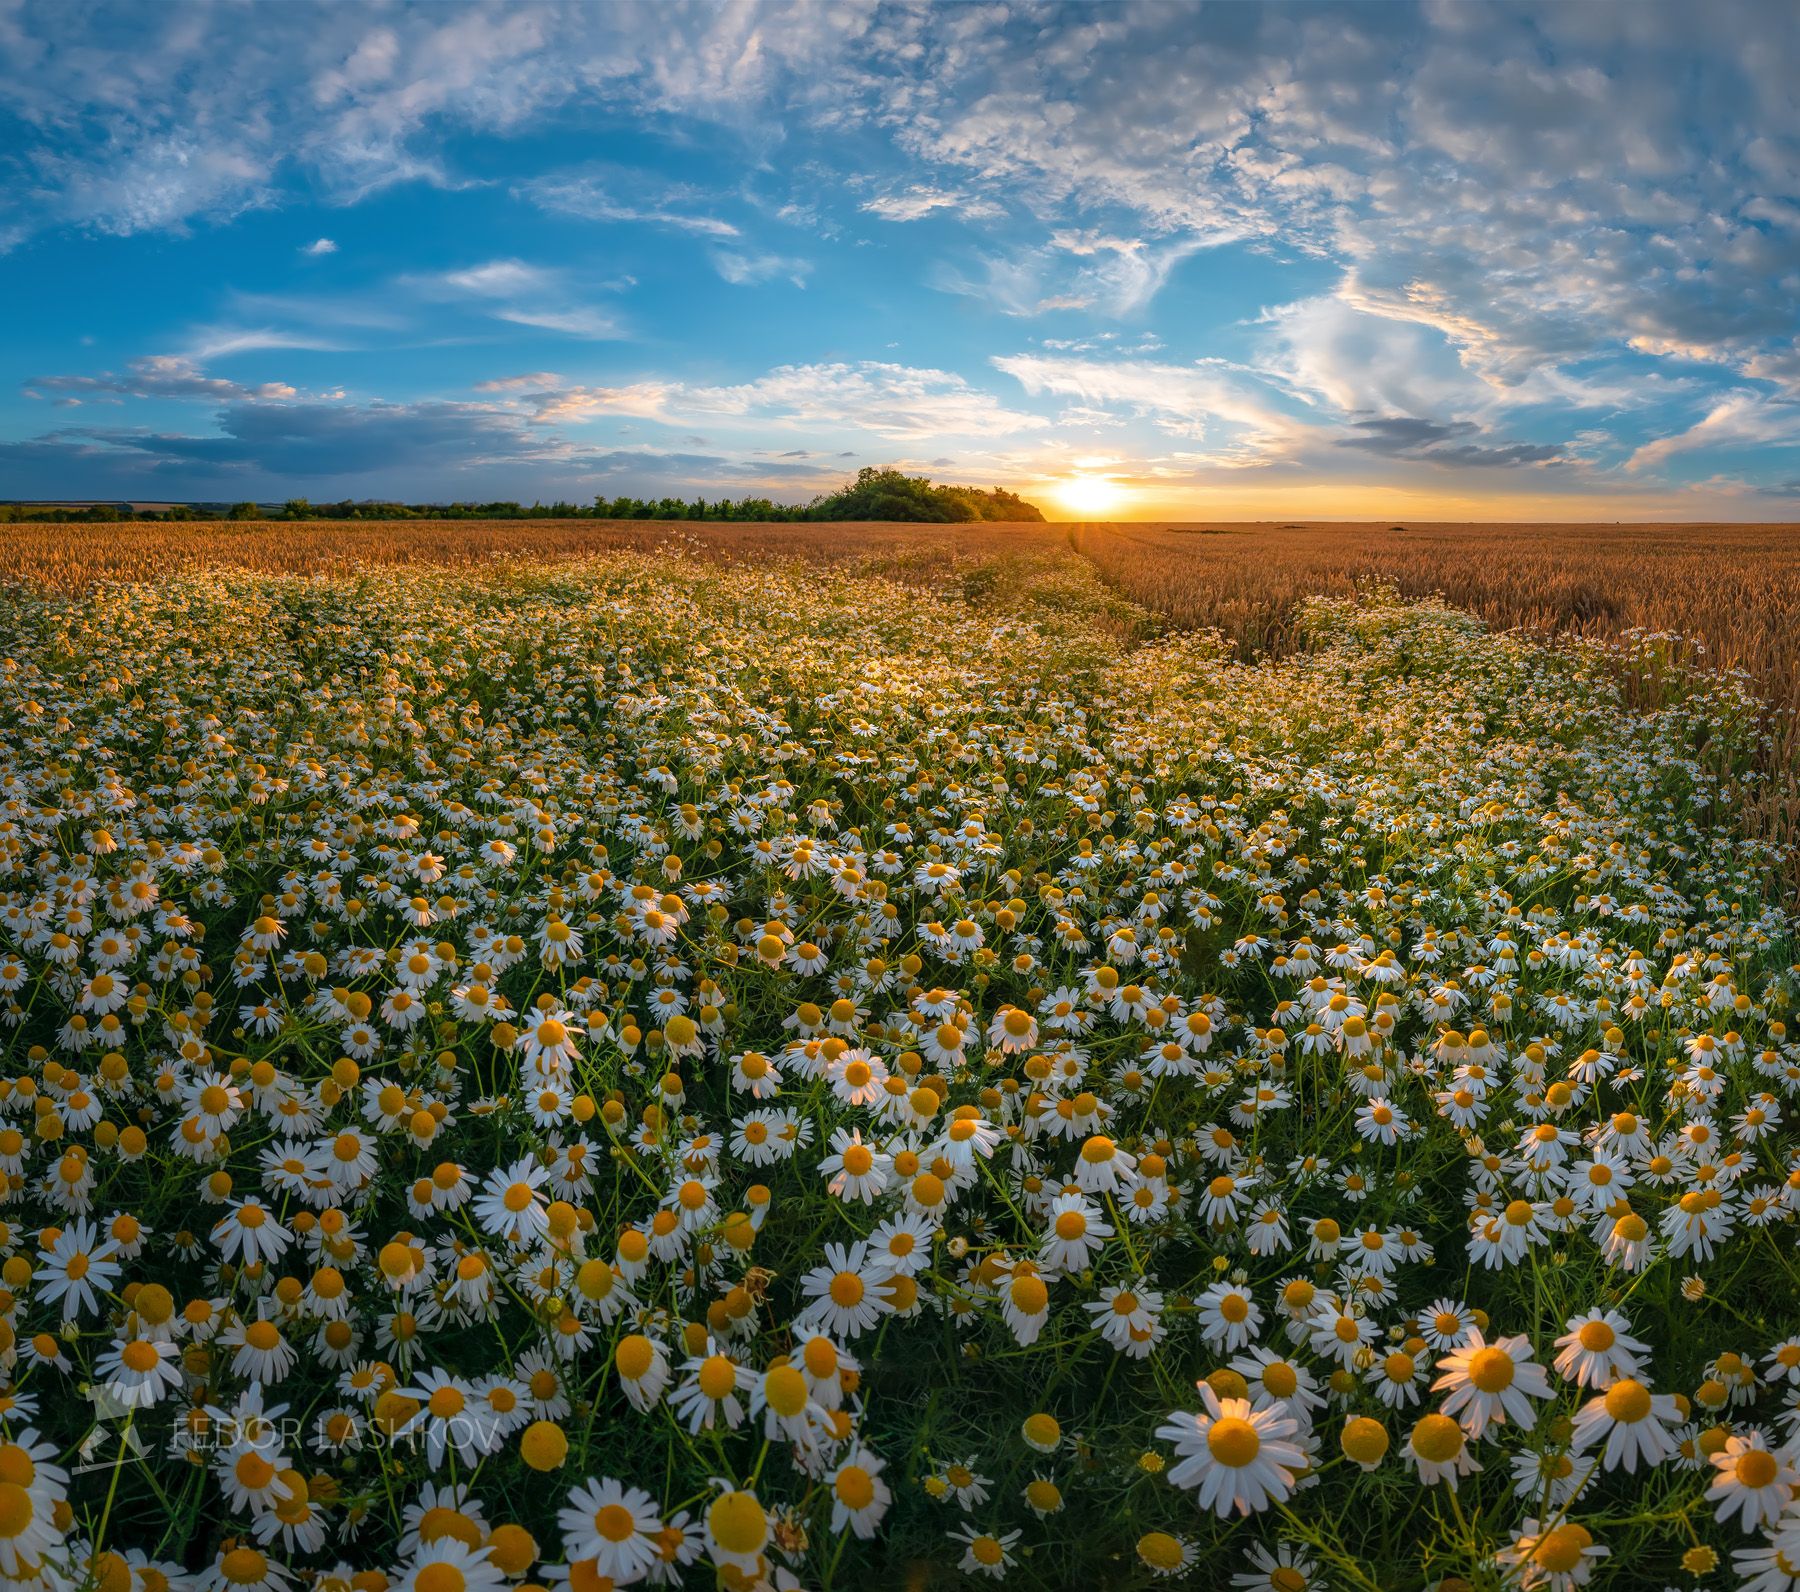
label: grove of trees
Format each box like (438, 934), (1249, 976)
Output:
(0, 469), (1045, 525)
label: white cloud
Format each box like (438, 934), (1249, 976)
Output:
(26, 355), (298, 403)
(493, 306), (626, 341)
(935, 233), (1210, 319)
(1626, 393), (1800, 473)
(521, 172), (740, 238)
(302, 237), (338, 255)
(898, 1), (1800, 386)
(0, 2), (888, 245)
(472, 372), (566, 393)
(180, 289), (409, 361)
(862, 186), (999, 222)
(415, 260), (627, 340)
(686, 363), (1046, 439)
(1046, 232), (1207, 316)
(436, 260), (557, 298)
(482, 362), (1049, 442)
(33, 136), (274, 239)
(996, 348), (1571, 474)
(710, 250), (811, 288)
(1257, 292), (1490, 420)
(5, 1), (1800, 496)
(510, 382), (676, 426)
(932, 253), (1092, 318)
(993, 354), (1305, 464)
(184, 327), (349, 360)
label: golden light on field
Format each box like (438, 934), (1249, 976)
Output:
(1052, 474), (1128, 517)
(2, 508), (1798, 1579)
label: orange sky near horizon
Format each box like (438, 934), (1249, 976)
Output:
(1029, 473), (1799, 524)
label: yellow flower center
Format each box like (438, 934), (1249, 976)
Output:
(595, 1503), (637, 1543)
(698, 1355), (738, 1401)
(1138, 1533), (1183, 1571)
(1410, 1413), (1464, 1464)
(1467, 1346), (1515, 1393)
(835, 1466), (875, 1510)
(707, 1491), (767, 1556)
(1578, 1321), (1615, 1352)
(1205, 1416), (1262, 1468)
(1604, 1380), (1652, 1423)
(1532, 1524), (1593, 1575)
(220, 1549), (270, 1587)
(1736, 1449), (1779, 1489)
(0, 1484), (33, 1539)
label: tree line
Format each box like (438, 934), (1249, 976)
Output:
(0, 469), (1045, 525)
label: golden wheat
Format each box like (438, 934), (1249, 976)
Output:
(0, 517), (1061, 587)
(9, 516), (1797, 855)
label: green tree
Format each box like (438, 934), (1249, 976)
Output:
(805, 467), (1044, 523)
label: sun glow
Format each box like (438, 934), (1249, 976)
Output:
(1053, 475), (1128, 517)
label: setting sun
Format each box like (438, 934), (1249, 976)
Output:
(1054, 475), (1128, 517)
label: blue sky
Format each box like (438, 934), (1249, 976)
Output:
(2, 0), (1798, 518)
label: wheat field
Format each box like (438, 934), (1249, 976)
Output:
(9, 517), (1796, 669)
(15, 512), (1795, 858)
(9, 515), (1797, 863)
(8, 513), (1796, 709)
(1067, 521), (1800, 677)
(0, 518), (1056, 587)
